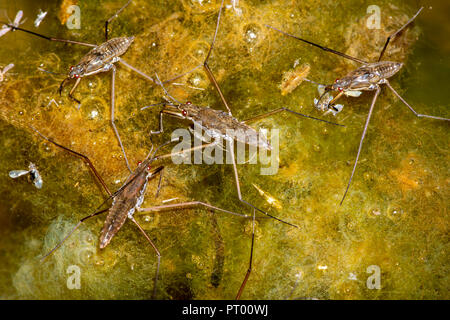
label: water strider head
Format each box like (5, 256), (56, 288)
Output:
(68, 64), (84, 79)
(163, 101), (200, 120)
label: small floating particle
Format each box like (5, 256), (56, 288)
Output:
(162, 197), (178, 204)
(0, 63), (14, 82)
(252, 183), (282, 210)
(34, 9), (48, 27)
(348, 273), (357, 280)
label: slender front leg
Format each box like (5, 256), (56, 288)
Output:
(68, 77), (82, 104)
(378, 7), (424, 61)
(340, 86), (381, 206)
(128, 216), (161, 299)
(242, 107), (344, 127)
(385, 81), (450, 121)
(226, 140), (298, 228)
(235, 209), (256, 300)
(105, 0), (133, 41)
(110, 65), (132, 173)
(327, 91), (344, 108)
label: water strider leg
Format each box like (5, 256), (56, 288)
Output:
(40, 208), (109, 261)
(340, 86), (381, 206)
(128, 215), (161, 299)
(327, 91), (344, 108)
(378, 7), (424, 62)
(105, 0), (133, 41)
(235, 209), (255, 300)
(110, 64), (133, 173)
(385, 81), (450, 121)
(138, 201), (248, 218)
(119, 59), (155, 83)
(226, 140), (298, 228)
(0, 23), (96, 47)
(242, 107), (344, 127)
(202, 0), (232, 115)
(67, 77), (82, 104)
(265, 24), (367, 64)
(30, 126), (111, 196)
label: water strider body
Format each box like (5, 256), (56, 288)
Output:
(150, 100), (273, 150)
(60, 36), (136, 101)
(267, 7), (450, 206)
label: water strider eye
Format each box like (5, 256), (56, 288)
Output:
(74, 74), (80, 79)
(334, 78), (340, 83)
(338, 87), (343, 92)
(137, 161), (142, 166)
(70, 66), (74, 71)
(147, 165), (151, 171)
(181, 109), (187, 116)
(186, 101), (192, 105)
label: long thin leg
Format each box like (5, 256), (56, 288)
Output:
(68, 77), (82, 104)
(0, 24), (97, 47)
(110, 65), (132, 173)
(138, 201), (248, 218)
(235, 209), (255, 300)
(119, 59), (155, 83)
(30, 126), (112, 196)
(340, 86), (381, 206)
(154, 73), (182, 105)
(202, 0), (232, 115)
(385, 81), (450, 121)
(265, 24), (367, 64)
(242, 107), (344, 127)
(378, 7), (424, 62)
(40, 208), (109, 261)
(150, 110), (166, 135)
(105, 0), (133, 41)
(128, 216), (160, 299)
(154, 141), (219, 161)
(226, 140), (298, 228)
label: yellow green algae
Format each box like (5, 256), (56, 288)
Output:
(0, 0), (448, 300)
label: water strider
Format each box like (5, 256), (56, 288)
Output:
(0, 1), (159, 173)
(266, 7), (450, 206)
(145, 0), (345, 299)
(30, 126), (253, 299)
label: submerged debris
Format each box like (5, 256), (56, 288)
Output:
(279, 63), (310, 95)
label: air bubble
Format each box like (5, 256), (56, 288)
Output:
(243, 23), (262, 45)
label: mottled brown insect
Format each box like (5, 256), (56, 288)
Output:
(0, 0), (154, 172)
(32, 127), (247, 299)
(267, 7), (450, 205)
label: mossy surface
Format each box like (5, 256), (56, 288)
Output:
(0, 0), (448, 299)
